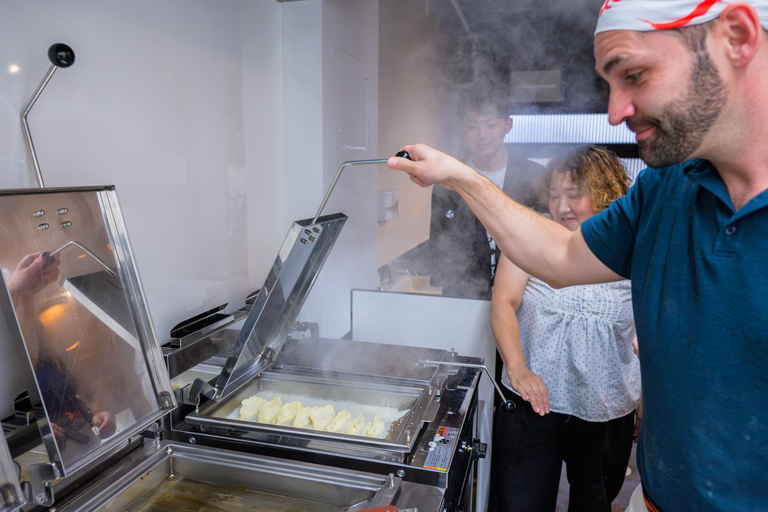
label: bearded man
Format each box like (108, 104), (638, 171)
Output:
(388, 1), (768, 510)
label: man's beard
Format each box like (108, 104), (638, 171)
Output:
(631, 48), (727, 169)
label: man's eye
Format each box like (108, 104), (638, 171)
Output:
(549, 196), (559, 201)
(626, 71), (643, 83)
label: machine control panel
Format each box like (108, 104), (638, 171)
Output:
(422, 425), (460, 472)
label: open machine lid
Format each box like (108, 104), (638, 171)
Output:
(0, 187), (175, 478)
(197, 213), (347, 402)
(0, 433), (24, 512)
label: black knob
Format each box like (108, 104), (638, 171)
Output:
(395, 150), (412, 161)
(48, 43), (75, 68)
(471, 438), (487, 459)
(501, 400), (516, 413)
(41, 251), (55, 266)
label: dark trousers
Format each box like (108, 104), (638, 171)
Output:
(489, 391), (635, 512)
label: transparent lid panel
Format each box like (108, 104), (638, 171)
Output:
(0, 434), (24, 512)
(212, 213), (347, 401)
(0, 188), (174, 476)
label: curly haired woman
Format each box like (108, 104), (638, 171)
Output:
(489, 146), (641, 512)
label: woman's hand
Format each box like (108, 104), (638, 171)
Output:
(507, 365), (550, 415)
(387, 144), (475, 190)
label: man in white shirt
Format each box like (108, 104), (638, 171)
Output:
(428, 87), (546, 299)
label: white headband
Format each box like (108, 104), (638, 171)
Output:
(595, 0), (768, 34)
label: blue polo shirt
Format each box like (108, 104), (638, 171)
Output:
(582, 159), (768, 511)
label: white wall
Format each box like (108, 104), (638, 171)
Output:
(284, 0), (380, 338)
(281, 1), (324, 223)
(0, 0), (382, 415)
(0, 0), (288, 417)
(0, 0), (286, 339)
(377, 0), (444, 268)
(241, 1), (288, 296)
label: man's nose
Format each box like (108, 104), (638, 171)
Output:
(607, 88), (636, 126)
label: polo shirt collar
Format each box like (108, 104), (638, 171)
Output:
(682, 159), (734, 210)
(683, 159), (768, 219)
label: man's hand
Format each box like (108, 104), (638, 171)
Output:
(507, 365), (550, 416)
(634, 400), (643, 443)
(51, 423), (66, 444)
(92, 411), (116, 437)
(632, 335), (639, 356)
(7, 252), (60, 304)
(387, 144), (475, 190)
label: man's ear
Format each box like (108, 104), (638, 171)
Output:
(505, 117), (514, 134)
(717, 3), (762, 68)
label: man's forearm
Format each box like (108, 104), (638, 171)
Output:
(453, 172), (572, 286)
(388, 144), (620, 287)
(453, 172), (619, 287)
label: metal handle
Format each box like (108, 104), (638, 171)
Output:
(44, 241), (117, 279)
(419, 359), (516, 413)
(21, 43), (76, 188)
(312, 150), (411, 224)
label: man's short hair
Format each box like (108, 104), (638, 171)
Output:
(671, 18), (768, 52)
(670, 19), (715, 53)
(458, 86), (513, 120)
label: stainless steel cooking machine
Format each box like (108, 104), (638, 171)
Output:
(163, 152), (498, 511)
(0, 154), (502, 511)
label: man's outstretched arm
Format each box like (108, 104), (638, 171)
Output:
(389, 143), (622, 288)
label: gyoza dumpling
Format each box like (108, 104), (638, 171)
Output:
(277, 401), (304, 425)
(258, 396), (282, 424)
(292, 406), (314, 429)
(309, 405), (335, 431)
(344, 414), (367, 435)
(239, 396), (266, 421)
(362, 415), (386, 438)
(326, 410), (352, 432)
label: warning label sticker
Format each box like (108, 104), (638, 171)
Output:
(422, 426), (460, 472)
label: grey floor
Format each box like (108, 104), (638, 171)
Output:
(555, 443), (640, 512)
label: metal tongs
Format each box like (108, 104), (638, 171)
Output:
(418, 360), (516, 413)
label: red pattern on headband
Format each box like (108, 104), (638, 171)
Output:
(642, 0), (724, 29)
(599, 0), (622, 18)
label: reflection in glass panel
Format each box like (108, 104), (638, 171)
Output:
(0, 191), (157, 472)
